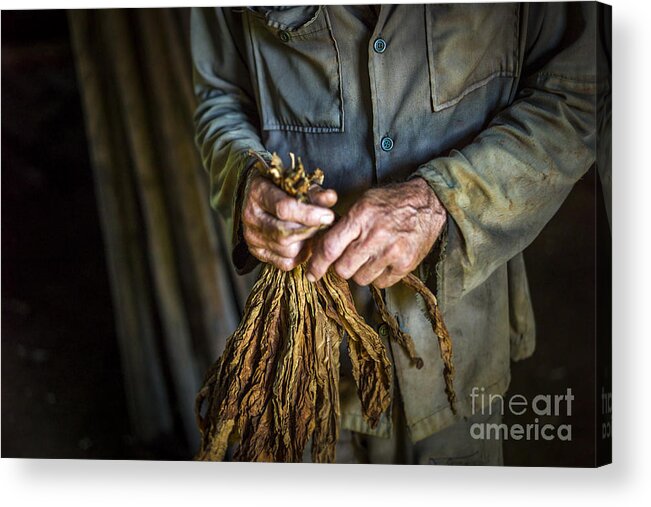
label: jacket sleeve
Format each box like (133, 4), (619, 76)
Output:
(191, 7), (269, 274)
(411, 2), (603, 303)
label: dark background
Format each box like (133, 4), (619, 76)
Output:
(1, 10), (608, 464)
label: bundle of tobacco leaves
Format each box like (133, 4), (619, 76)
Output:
(195, 152), (455, 463)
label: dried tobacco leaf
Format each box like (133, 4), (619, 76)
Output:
(400, 273), (456, 413)
(195, 152), (456, 463)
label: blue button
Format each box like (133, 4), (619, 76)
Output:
(373, 38), (387, 53)
(380, 136), (394, 152)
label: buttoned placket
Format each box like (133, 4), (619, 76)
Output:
(367, 6), (393, 185)
(363, 5), (404, 438)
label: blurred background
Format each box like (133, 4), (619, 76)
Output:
(1, 8), (610, 465)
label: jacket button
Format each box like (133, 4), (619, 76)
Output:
(378, 323), (389, 337)
(373, 37), (387, 53)
(278, 30), (291, 43)
(380, 136), (394, 152)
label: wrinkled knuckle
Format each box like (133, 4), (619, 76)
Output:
(246, 190), (260, 208)
(356, 198), (374, 216)
(365, 227), (384, 247)
(393, 256), (408, 270)
(387, 242), (405, 259)
(242, 205), (256, 225)
(338, 216), (359, 240)
(334, 261), (351, 280)
(253, 177), (269, 193)
(275, 199), (292, 221)
(308, 253), (327, 275)
(322, 238), (340, 261)
(307, 207), (324, 224)
(275, 233), (292, 246)
(286, 242), (301, 258)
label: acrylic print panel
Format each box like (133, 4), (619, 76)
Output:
(1, 2), (611, 466)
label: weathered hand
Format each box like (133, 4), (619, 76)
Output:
(242, 172), (337, 271)
(306, 177), (446, 288)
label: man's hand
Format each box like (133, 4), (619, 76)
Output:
(306, 177), (446, 288)
(242, 173), (337, 271)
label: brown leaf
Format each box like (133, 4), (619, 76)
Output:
(194, 153), (455, 463)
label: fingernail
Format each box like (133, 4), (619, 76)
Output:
(306, 273), (316, 283)
(320, 214), (334, 225)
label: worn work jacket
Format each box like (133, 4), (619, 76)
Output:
(191, 3), (600, 442)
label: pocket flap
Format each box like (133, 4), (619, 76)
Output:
(426, 3), (520, 111)
(247, 6), (344, 133)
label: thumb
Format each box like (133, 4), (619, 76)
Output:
(308, 185), (338, 208)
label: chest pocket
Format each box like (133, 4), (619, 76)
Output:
(425, 3), (520, 112)
(247, 6), (344, 133)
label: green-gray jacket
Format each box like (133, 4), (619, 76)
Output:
(191, 3), (601, 442)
